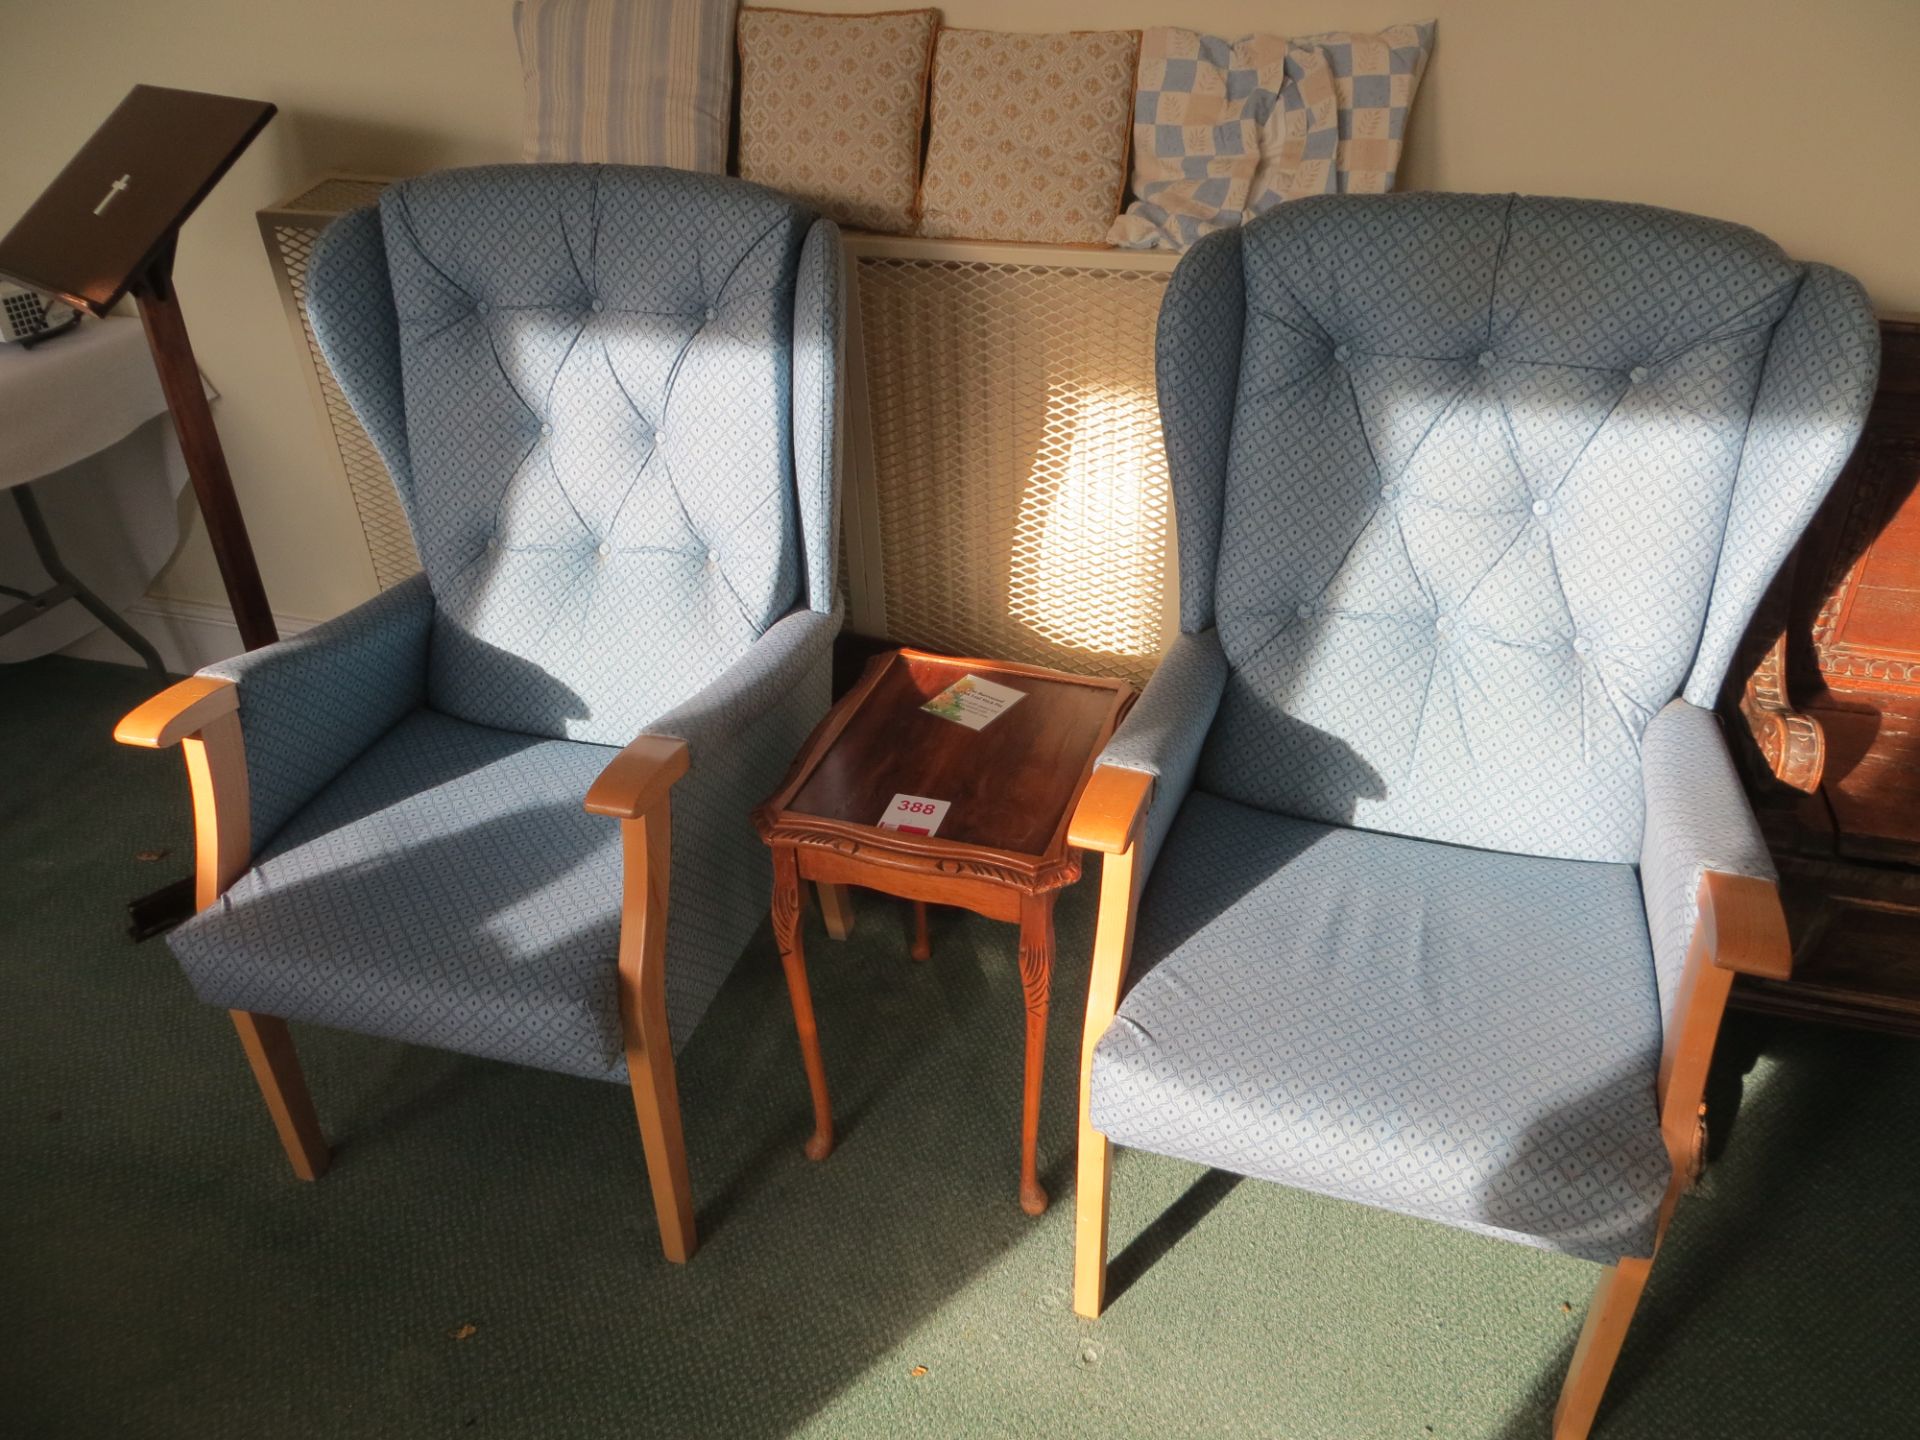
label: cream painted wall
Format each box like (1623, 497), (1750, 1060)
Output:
(1, 1), (526, 626)
(3, 0), (1916, 627)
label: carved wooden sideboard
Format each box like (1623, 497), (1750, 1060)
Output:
(1727, 317), (1920, 1034)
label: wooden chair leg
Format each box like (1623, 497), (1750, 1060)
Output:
(624, 1025), (696, 1266)
(1068, 798), (1148, 1321)
(617, 805), (697, 1263)
(229, 1010), (329, 1182)
(1553, 1255), (1653, 1439)
(1074, 1122), (1113, 1318)
(816, 882), (855, 941)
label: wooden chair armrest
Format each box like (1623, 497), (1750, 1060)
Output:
(1068, 765), (1154, 855)
(585, 735), (691, 819)
(113, 676), (237, 749)
(1077, 769), (1155, 1121)
(114, 676), (250, 908)
(1699, 869), (1792, 981)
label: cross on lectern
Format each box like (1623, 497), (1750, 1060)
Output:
(0, 84), (279, 653)
(93, 174), (132, 217)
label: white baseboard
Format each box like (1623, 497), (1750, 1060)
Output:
(58, 595), (318, 674)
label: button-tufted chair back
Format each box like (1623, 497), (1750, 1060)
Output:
(307, 165), (840, 746)
(1159, 192), (1877, 863)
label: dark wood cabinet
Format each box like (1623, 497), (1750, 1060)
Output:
(1727, 317), (1920, 1034)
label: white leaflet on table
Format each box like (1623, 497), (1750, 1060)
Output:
(921, 673), (1027, 730)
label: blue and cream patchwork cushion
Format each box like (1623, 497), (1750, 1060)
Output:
(1111, 23), (1433, 250)
(1249, 23), (1434, 211)
(1106, 29), (1284, 251)
(1090, 791), (1670, 1264)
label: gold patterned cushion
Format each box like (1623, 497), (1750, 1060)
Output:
(917, 28), (1139, 245)
(737, 7), (940, 234)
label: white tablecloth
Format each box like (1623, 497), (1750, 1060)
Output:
(0, 315), (195, 661)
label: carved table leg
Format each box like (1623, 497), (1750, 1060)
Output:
(1017, 890), (1057, 1216)
(772, 847), (834, 1161)
(911, 900), (932, 962)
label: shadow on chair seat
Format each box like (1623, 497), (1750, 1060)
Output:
(1092, 792), (1672, 1267)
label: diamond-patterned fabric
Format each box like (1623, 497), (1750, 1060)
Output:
(1153, 227), (1244, 630)
(637, 608), (837, 1043)
(303, 204), (414, 509)
(171, 166), (844, 1076)
(1168, 193), (1876, 864)
(202, 573), (432, 853)
(1088, 192), (1876, 1266)
(1688, 264), (1880, 706)
(312, 165), (830, 747)
(1091, 791), (1669, 1264)
(171, 614), (837, 1073)
(171, 711), (630, 1078)
(792, 218), (842, 616)
(1096, 628), (1228, 877)
(1639, 699), (1775, 1028)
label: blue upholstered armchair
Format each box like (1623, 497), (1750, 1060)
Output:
(113, 166), (844, 1262)
(1065, 194), (1878, 1434)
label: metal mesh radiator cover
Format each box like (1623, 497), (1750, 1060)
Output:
(846, 236), (1178, 686)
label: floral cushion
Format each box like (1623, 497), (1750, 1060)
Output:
(917, 28), (1139, 245)
(738, 7), (940, 234)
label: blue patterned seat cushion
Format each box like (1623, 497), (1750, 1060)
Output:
(1090, 791), (1669, 1262)
(168, 710), (642, 1082)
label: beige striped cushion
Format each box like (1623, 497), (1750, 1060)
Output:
(514, 0), (738, 170)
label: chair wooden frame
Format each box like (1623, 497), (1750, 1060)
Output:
(116, 679), (713, 1263)
(1065, 763), (1792, 1440)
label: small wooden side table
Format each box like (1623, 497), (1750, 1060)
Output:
(753, 648), (1134, 1214)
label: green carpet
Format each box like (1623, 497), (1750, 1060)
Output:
(2, 654), (1915, 1438)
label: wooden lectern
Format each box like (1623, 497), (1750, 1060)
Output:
(0, 84), (279, 651)
(0, 85), (278, 934)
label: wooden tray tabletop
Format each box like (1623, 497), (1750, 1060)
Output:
(758, 649), (1134, 868)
